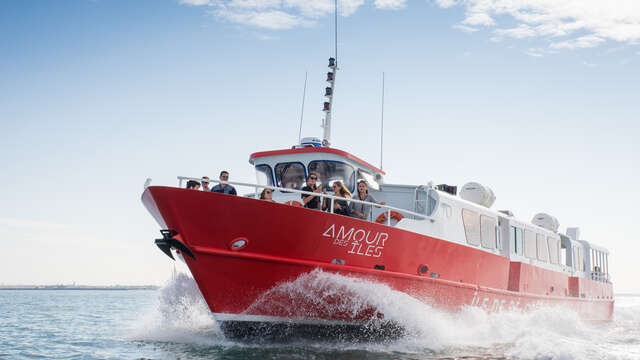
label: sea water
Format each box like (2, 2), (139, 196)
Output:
(1, 271), (639, 360)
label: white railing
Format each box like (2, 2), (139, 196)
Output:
(177, 176), (433, 226)
(590, 271), (611, 283)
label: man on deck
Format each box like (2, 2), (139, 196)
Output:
(210, 170), (237, 195)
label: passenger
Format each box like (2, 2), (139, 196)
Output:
(185, 180), (201, 190)
(260, 188), (276, 202)
(210, 170), (237, 195)
(301, 172), (322, 210)
(201, 176), (210, 191)
(330, 181), (352, 216)
(350, 180), (386, 220)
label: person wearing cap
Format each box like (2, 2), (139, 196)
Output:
(211, 171), (237, 195)
(186, 180), (201, 190)
(201, 176), (210, 191)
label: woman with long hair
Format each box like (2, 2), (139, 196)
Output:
(330, 180), (352, 216)
(350, 180), (386, 220)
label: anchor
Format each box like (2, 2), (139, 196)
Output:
(154, 229), (196, 260)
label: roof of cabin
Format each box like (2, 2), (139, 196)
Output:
(249, 147), (386, 175)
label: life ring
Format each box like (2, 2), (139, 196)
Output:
(376, 211), (404, 224)
(285, 200), (303, 207)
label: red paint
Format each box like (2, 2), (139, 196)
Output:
(143, 186), (614, 322)
(249, 147), (386, 175)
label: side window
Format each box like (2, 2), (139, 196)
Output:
(462, 209), (481, 246)
(274, 162), (306, 192)
(524, 230), (537, 259)
(515, 228), (524, 256)
(578, 248), (585, 271)
(511, 226), (524, 255)
(255, 165), (274, 187)
(548, 236), (559, 264)
(510, 226), (516, 254)
(536, 233), (549, 262)
(480, 215), (496, 249)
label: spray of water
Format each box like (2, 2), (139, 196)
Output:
(129, 269), (639, 359)
(127, 272), (224, 346)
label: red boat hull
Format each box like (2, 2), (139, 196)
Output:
(143, 187), (614, 322)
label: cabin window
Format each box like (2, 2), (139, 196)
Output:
(462, 209), (481, 246)
(578, 248), (585, 271)
(274, 162), (306, 192)
(510, 226), (524, 255)
(536, 233), (549, 262)
(308, 161), (356, 193)
(255, 164), (274, 187)
(548, 236), (560, 264)
(524, 230), (537, 259)
(480, 215), (497, 249)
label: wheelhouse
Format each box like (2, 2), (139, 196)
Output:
(249, 147), (385, 202)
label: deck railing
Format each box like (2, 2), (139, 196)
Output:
(177, 176), (433, 226)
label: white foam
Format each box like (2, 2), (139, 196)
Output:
(126, 272), (226, 346)
(127, 269), (640, 359)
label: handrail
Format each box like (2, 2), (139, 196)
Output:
(177, 176), (434, 225)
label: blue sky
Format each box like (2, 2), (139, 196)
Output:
(1, 0), (638, 292)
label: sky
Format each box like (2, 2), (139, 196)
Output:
(0, 0), (638, 292)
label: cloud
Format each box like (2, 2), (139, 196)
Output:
(550, 35), (605, 49)
(453, 24), (479, 33)
(438, 0), (640, 49)
(525, 47), (545, 57)
(462, 12), (494, 26)
(0, 217), (71, 230)
(374, 0), (407, 10)
(181, 0), (377, 29)
(212, 8), (309, 29)
(179, 0), (211, 5)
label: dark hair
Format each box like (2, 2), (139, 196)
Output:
(307, 172), (320, 190)
(259, 188), (272, 199)
(186, 180), (200, 189)
(357, 180), (369, 194)
(220, 171), (229, 177)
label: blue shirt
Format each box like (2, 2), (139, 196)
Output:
(211, 184), (237, 195)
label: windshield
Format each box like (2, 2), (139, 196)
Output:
(308, 160), (355, 193)
(275, 162), (306, 192)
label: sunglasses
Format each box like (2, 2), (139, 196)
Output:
(309, 176), (317, 180)
(265, 190), (272, 194)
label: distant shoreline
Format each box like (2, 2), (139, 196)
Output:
(0, 285), (159, 290)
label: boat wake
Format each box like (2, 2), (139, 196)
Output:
(127, 272), (225, 346)
(130, 270), (635, 359)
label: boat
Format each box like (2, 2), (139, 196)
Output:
(141, 11), (613, 338)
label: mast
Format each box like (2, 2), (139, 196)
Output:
(322, 0), (338, 147)
(380, 72), (385, 170)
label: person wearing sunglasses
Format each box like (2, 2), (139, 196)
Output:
(211, 170), (237, 195)
(259, 188), (275, 202)
(301, 172), (323, 210)
(331, 181), (352, 216)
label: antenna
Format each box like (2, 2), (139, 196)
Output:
(321, 0), (338, 147)
(297, 71), (308, 144)
(380, 72), (385, 170)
